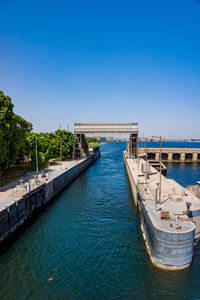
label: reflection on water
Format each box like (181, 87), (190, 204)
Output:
(0, 142), (199, 299)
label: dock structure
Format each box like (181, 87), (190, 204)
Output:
(139, 148), (200, 162)
(124, 152), (200, 270)
(123, 124), (200, 270)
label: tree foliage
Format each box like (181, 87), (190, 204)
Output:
(25, 130), (74, 169)
(0, 91), (74, 172)
(86, 136), (98, 143)
(0, 91), (32, 169)
(52, 129), (74, 159)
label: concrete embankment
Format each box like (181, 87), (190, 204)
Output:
(0, 149), (100, 247)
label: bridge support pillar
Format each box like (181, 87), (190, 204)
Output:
(168, 153), (173, 161)
(73, 134), (89, 160)
(180, 153), (185, 162)
(155, 153), (160, 161)
(193, 153), (198, 162)
(128, 133), (138, 158)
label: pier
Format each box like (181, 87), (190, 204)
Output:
(124, 155), (200, 270)
(124, 124), (200, 270)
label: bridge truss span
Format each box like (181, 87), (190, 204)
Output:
(74, 123), (138, 134)
(73, 123), (139, 159)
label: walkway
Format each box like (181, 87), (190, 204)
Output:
(0, 160), (80, 210)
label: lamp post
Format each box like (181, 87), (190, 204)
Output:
(150, 136), (162, 203)
(60, 138), (62, 164)
(35, 137), (38, 175)
(60, 137), (68, 168)
(145, 137), (148, 176)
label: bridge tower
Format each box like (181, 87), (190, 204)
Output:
(73, 134), (89, 160)
(128, 133), (138, 158)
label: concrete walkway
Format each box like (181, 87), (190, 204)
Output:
(0, 160), (80, 208)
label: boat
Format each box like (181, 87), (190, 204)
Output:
(124, 151), (200, 270)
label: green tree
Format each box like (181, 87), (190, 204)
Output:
(86, 136), (98, 143)
(25, 132), (50, 169)
(0, 91), (74, 174)
(52, 130), (74, 159)
(0, 91), (32, 170)
(25, 130), (74, 169)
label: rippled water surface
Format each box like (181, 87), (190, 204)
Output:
(0, 142), (200, 300)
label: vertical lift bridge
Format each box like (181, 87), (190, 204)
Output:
(73, 123), (138, 159)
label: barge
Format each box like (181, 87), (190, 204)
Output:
(124, 152), (200, 270)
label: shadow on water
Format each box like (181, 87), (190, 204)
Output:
(0, 142), (200, 299)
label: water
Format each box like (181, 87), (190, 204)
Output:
(0, 142), (200, 300)
(166, 162), (200, 187)
(140, 140), (200, 187)
(139, 141), (200, 149)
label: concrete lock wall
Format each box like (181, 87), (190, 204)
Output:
(0, 209), (10, 241)
(45, 180), (54, 203)
(0, 151), (100, 245)
(187, 209), (200, 239)
(124, 152), (197, 270)
(141, 201), (195, 267)
(17, 198), (26, 223)
(9, 203), (18, 231)
(123, 156), (138, 206)
(53, 165), (80, 195)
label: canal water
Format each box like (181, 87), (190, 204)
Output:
(0, 142), (200, 300)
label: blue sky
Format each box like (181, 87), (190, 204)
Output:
(0, 0), (200, 138)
